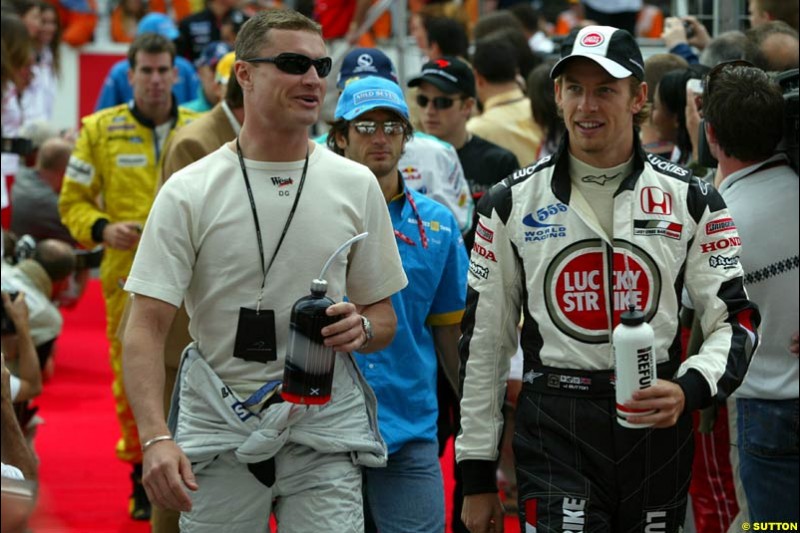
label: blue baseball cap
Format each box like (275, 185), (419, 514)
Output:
(136, 13), (180, 40)
(335, 76), (409, 121)
(196, 41), (233, 69)
(336, 48), (399, 89)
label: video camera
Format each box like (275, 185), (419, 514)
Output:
(0, 291), (20, 335)
(0, 137), (34, 157)
(6, 234), (104, 270)
(698, 68), (800, 172)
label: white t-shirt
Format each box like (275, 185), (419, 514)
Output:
(126, 142), (407, 396)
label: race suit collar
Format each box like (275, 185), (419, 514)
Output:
(551, 128), (646, 204)
(128, 95), (179, 129)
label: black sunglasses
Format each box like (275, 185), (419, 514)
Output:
(416, 94), (461, 110)
(242, 53), (333, 78)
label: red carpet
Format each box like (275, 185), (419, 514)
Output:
(29, 280), (149, 533)
(27, 279), (519, 532)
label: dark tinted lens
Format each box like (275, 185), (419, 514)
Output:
(313, 57), (332, 78)
(415, 94), (455, 109)
(275, 54), (313, 75)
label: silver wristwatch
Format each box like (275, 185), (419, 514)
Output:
(359, 315), (374, 349)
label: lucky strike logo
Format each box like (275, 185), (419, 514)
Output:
(545, 241), (661, 343)
(581, 32), (604, 47)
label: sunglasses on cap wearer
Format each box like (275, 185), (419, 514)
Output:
(704, 59), (754, 98)
(242, 53), (333, 78)
(351, 120), (407, 136)
(416, 94), (463, 110)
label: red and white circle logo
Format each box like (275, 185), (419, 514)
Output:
(581, 32), (604, 47)
(545, 241), (661, 343)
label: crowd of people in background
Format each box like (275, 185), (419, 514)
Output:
(1, 0), (798, 532)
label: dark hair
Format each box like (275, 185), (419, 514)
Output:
(127, 32), (176, 69)
(235, 9), (321, 61)
(1, 13), (33, 94)
(472, 34), (517, 83)
(326, 116), (413, 156)
(644, 53), (688, 103)
(33, 239), (76, 282)
(8, 0), (37, 16)
(424, 16), (468, 58)
(745, 21), (799, 71)
(224, 66), (244, 108)
(472, 10), (523, 41)
(656, 66), (708, 159)
(326, 119), (350, 155)
(37, 1), (61, 76)
(527, 62), (563, 146)
(704, 65), (784, 161)
(508, 3), (541, 34)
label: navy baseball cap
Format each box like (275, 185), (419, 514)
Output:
(337, 48), (399, 89)
(407, 56), (475, 97)
(550, 25), (644, 81)
(196, 41), (233, 69)
(136, 13), (180, 40)
(335, 77), (409, 121)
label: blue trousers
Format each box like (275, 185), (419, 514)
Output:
(737, 397), (799, 521)
(363, 440), (445, 533)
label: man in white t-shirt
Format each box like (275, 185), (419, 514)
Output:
(121, 9), (407, 533)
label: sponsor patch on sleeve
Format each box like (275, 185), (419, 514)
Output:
(65, 155), (95, 186)
(475, 221), (494, 243)
(468, 260), (489, 280)
(709, 255), (739, 269)
(705, 217), (736, 235)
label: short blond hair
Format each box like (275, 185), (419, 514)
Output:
(235, 9), (322, 60)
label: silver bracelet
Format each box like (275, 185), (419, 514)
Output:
(142, 434), (173, 452)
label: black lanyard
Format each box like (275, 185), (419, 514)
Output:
(236, 137), (309, 312)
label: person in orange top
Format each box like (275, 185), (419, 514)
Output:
(45, 0), (97, 47)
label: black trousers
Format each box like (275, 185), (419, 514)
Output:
(514, 388), (693, 532)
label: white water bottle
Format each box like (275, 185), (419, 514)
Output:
(613, 306), (657, 428)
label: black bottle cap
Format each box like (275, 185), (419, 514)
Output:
(620, 305), (645, 326)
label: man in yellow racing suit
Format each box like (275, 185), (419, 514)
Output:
(59, 32), (197, 520)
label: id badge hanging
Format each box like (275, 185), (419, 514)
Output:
(232, 138), (309, 364)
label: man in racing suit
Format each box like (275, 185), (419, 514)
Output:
(457, 26), (760, 533)
(58, 33), (197, 520)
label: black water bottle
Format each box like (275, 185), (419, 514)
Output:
(281, 232), (369, 405)
(281, 279), (340, 405)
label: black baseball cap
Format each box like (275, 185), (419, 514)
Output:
(550, 25), (644, 81)
(408, 56), (475, 98)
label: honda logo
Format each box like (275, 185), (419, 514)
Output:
(640, 187), (673, 215)
(700, 237), (741, 254)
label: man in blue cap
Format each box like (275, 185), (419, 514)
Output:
(329, 75), (468, 533)
(182, 41), (232, 113)
(95, 13), (199, 111)
(323, 48), (474, 236)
